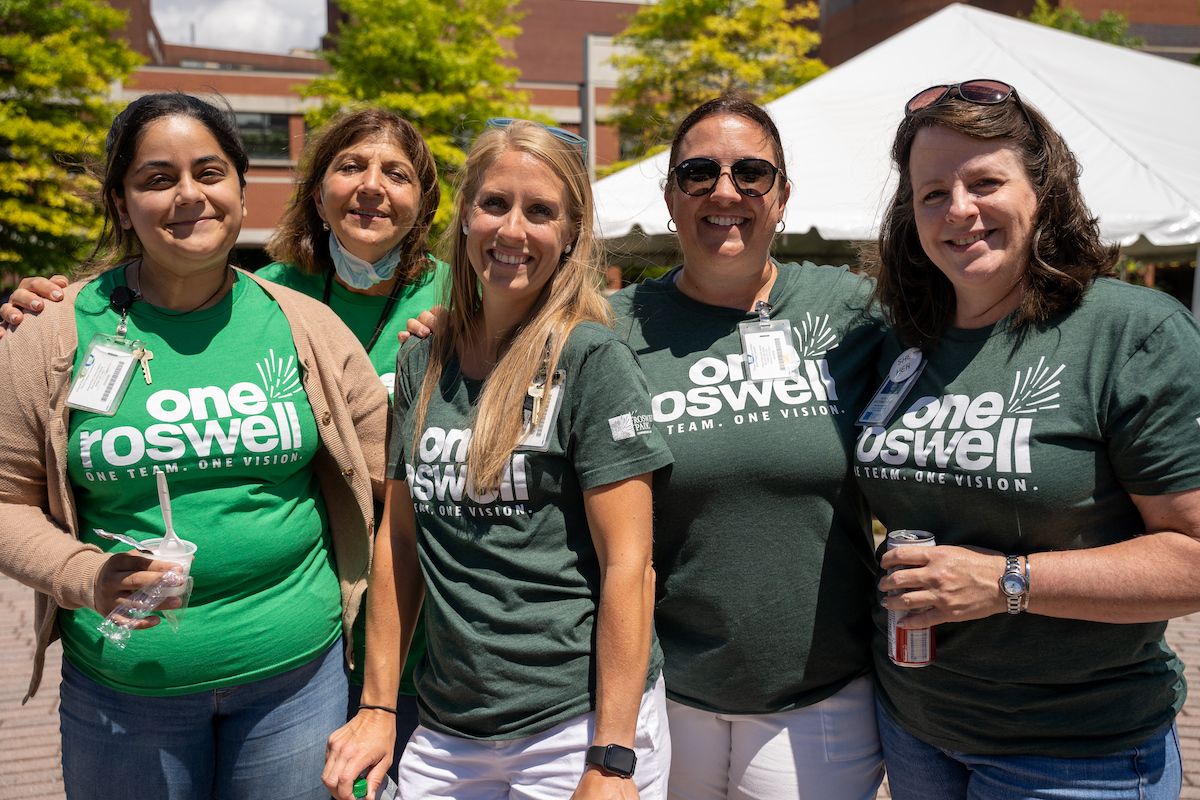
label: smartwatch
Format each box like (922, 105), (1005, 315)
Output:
(999, 555), (1029, 614)
(585, 743), (637, 778)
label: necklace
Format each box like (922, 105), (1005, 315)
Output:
(131, 261), (234, 315)
(323, 269), (407, 354)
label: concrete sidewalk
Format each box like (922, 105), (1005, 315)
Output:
(2, 570), (1198, 798)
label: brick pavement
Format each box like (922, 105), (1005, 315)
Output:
(2, 569), (1198, 799)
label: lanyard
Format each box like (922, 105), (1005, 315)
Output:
(322, 270), (406, 355)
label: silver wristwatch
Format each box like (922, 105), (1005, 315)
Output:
(999, 555), (1029, 614)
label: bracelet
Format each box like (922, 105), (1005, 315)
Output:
(358, 703), (398, 715)
(1022, 555), (1032, 612)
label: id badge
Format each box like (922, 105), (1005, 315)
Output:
(857, 347), (925, 427)
(66, 334), (142, 416)
(738, 318), (800, 381)
(518, 371), (565, 452)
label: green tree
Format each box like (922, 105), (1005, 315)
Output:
(609, 0), (825, 163)
(0, 0), (142, 279)
(1025, 0), (1145, 47)
(305, 0), (531, 231)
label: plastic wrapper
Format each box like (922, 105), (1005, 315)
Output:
(97, 570), (193, 648)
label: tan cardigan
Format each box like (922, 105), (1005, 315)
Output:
(0, 268), (389, 702)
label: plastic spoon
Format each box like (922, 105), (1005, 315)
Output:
(94, 528), (158, 554)
(155, 469), (188, 557)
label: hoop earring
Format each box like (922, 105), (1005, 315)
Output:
(322, 221), (330, 231)
(666, 218), (677, 233)
(461, 223), (469, 235)
(777, 219), (786, 233)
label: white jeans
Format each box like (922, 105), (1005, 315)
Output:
(665, 676), (882, 800)
(397, 675), (671, 799)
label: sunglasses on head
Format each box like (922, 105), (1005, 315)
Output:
(671, 157), (783, 197)
(904, 79), (1042, 143)
(485, 118), (589, 162)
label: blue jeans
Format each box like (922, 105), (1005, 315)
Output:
(60, 640), (348, 800)
(877, 698), (1182, 800)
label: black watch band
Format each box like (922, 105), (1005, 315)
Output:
(585, 743), (637, 778)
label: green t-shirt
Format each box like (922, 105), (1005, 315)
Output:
(61, 270), (340, 696)
(608, 261), (885, 714)
(388, 323), (674, 739)
(855, 278), (1200, 756)
(254, 259), (447, 694)
(255, 258), (448, 398)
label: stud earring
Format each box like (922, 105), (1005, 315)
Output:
(563, 243), (573, 255)
(462, 223), (469, 235)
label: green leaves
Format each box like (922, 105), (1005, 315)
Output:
(610, 0), (825, 159)
(0, 0), (141, 276)
(1025, 0), (1145, 48)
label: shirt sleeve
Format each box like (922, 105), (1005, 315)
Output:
(1107, 309), (1200, 496)
(566, 337), (674, 491)
(387, 340), (425, 480)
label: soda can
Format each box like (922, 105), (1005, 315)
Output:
(886, 529), (936, 667)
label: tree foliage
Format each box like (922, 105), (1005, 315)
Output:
(0, 0), (142, 278)
(305, 0), (531, 231)
(1025, 0), (1144, 47)
(610, 0), (825, 160)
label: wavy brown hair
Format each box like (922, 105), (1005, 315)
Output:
(862, 85), (1117, 347)
(266, 108), (439, 285)
(408, 121), (610, 491)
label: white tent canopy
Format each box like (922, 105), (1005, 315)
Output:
(594, 3), (1200, 264)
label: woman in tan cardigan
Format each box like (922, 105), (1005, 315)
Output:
(0, 92), (387, 799)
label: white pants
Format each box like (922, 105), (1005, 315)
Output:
(665, 676), (882, 800)
(397, 675), (671, 799)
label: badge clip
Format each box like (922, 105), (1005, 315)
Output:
(738, 300), (800, 381)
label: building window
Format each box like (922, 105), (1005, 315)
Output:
(236, 113), (291, 160)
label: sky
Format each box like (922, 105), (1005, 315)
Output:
(151, 0), (327, 55)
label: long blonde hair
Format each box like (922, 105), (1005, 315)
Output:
(409, 121), (611, 491)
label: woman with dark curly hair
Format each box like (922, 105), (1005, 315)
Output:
(857, 79), (1200, 799)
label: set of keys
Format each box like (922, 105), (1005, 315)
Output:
(131, 345), (155, 384)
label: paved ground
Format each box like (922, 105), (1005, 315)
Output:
(2, 571), (1199, 798)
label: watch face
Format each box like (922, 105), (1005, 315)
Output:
(605, 745), (637, 776)
(1001, 574), (1026, 597)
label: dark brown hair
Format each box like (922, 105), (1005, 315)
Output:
(89, 92), (249, 273)
(862, 87), (1117, 347)
(668, 95), (787, 180)
(266, 108), (439, 284)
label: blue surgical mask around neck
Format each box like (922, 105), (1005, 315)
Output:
(327, 232), (404, 290)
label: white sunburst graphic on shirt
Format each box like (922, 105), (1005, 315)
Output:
(1006, 357), (1063, 415)
(791, 313), (839, 359)
(256, 349), (302, 400)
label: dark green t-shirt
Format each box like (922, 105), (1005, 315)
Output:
(388, 322), (674, 739)
(61, 270), (340, 696)
(855, 278), (1200, 756)
(609, 261), (886, 714)
(254, 259), (447, 694)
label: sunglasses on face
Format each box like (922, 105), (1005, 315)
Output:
(485, 118), (589, 162)
(904, 79), (1042, 143)
(671, 157), (783, 197)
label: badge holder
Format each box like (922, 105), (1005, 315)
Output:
(66, 284), (144, 416)
(519, 369), (565, 452)
(738, 301), (800, 382)
(857, 347), (926, 428)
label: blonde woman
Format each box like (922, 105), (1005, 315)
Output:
(323, 120), (674, 800)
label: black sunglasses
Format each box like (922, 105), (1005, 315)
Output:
(671, 157), (783, 197)
(904, 79), (1041, 143)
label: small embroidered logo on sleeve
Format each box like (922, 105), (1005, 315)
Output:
(609, 413), (636, 441)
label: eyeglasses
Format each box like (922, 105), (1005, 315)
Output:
(671, 157), (783, 197)
(485, 118), (588, 162)
(904, 79), (1041, 143)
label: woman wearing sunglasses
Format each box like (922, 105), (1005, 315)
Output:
(858, 79), (1200, 798)
(609, 96), (886, 798)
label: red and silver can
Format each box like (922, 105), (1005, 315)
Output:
(886, 529), (936, 667)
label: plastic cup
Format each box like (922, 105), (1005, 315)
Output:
(141, 537), (197, 596)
